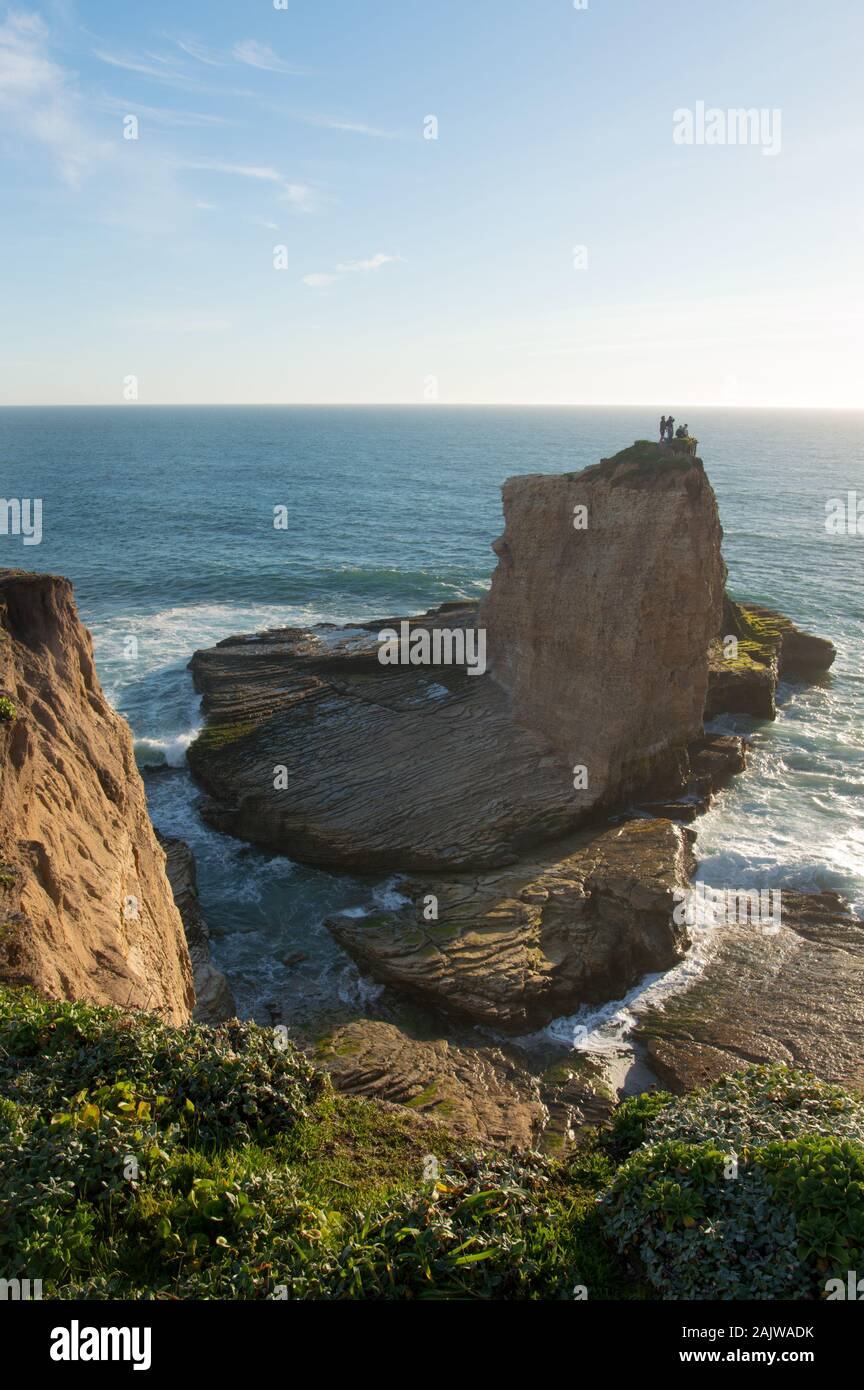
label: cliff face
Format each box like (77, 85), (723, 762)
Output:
(0, 571), (194, 1023)
(480, 443), (727, 803)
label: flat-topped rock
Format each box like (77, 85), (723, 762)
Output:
(635, 891), (864, 1093)
(188, 620), (581, 870)
(327, 818), (694, 1033)
(480, 443), (726, 797)
(705, 598), (835, 721)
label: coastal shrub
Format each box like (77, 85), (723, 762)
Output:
(601, 1088), (675, 1160)
(6, 987), (860, 1301)
(0, 696), (16, 721)
(0, 988), (324, 1147)
(628, 1064), (864, 1151)
(0, 986), (639, 1300)
(600, 1065), (864, 1299)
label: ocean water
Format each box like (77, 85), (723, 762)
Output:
(1, 405), (862, 1037)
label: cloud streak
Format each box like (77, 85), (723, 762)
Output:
(232, 40), (307, 77)
(302, 252), (401, 288)
(171, 158), (317, 210)
(0, 10), (113, 184)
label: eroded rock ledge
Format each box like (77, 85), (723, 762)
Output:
(327, 819), (694, 1034)
(706, 597), (835, 721)
(635, 892), (864, 1094)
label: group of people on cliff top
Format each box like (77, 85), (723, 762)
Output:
(659, 414), (691, 442)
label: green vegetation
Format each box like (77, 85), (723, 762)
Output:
(726, 600), (789, 665)
(191, 719), (258, 753)
(601, 1066), (864, 1299)
(0, 986), (638, 1300)
(0, 696), (17, 722)
(3, 989), (861, 1301)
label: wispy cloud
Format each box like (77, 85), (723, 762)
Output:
(0, 10), (113, 184)
(172, 157), (283, 181)
(97, 97), (236, 129)
(301, 113), (399, 139)
(280, 182), (315, 210)
(232, 39), (307, 77)
(173, 37), (225, 68)
(171, 158), (317, 211)
(93, 49), (197, 86)
(335, 253), (399, 273)
(302, 252), (401, 288)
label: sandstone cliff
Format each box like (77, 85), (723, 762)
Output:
(0, 570), (194, 1023)
(480, 442), (727, 802)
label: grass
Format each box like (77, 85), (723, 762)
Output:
(8, 985), (859, 1300)
(0, 985), (644, 1300)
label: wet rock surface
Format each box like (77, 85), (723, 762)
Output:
(635, 892), (864, 1094)
(327, 818), (694, 1033)
(157, 834), (236, 1025)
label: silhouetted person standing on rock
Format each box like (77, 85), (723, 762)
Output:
(659, 415), (667, 442)
(666, 416), (675, 440)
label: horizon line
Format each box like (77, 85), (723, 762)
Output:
(1, 401), (863, 412)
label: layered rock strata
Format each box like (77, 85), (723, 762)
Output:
(0, 570), (194, 1023)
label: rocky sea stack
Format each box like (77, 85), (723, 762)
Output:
(187, 443), (729, 870)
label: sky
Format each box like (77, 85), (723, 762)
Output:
(0, 0), (862, 408)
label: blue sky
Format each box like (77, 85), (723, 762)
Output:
(1, 0), (862, 406)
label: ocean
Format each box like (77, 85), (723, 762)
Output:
(2, 405), (862, 1041)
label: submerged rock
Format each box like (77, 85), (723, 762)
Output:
(327, 819), (694, 1033)
(157, 834), (236, 1024)
(0, 570), (194, 1023)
